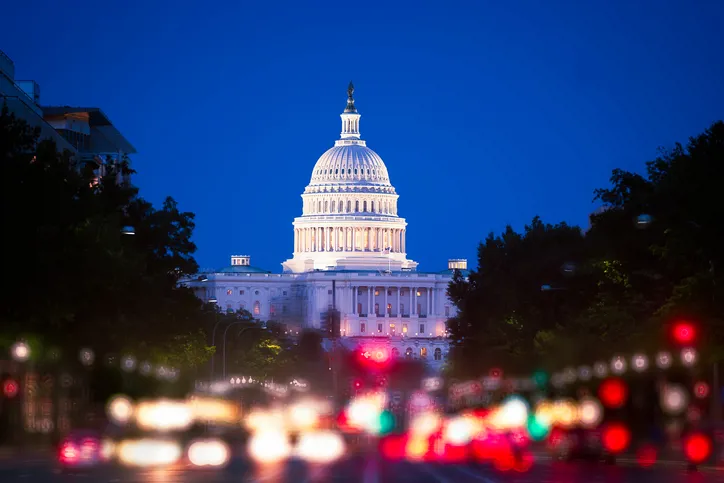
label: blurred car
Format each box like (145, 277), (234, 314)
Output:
(58, 430), (106, 471)
(548, 426), (615, 463)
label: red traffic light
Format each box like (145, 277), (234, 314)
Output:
(3, 379), (18, 398)
(672, 322), (696, 344)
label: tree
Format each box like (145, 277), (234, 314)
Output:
(592, 120), (724, 361)
(0, 102), (211, 373)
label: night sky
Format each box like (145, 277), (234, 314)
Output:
(2, 0), (722, 272)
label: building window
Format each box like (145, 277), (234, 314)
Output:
(390, 323), (396, 335)
(419, 324), (425, 334)
(374, 289), (379, 296)
(445, 305), (450, 316)
(434, 348), (442, 360)
(400, 303), (405, 314)
(402, 324), (408, 333)
(377, 323), (383, 333)
(374, 303), (379, 315)
(226, 304), (233, 312)
(392, 348), (399, 358)
(283, 291), (287, 296)
(328, 289), (333, 294)
(226, 289), (232, 295)
(387, 290), (392, 296)
(360, 322), (366, 333)
(239, 290), (245, 295)
(282, 305), (287, 314)
(357, 303), (362, 314)
(405, 347), (413, 359)
(420, 347), (428, 358)
(387, 303), (392, 315)
(255, 290), (259, 295)
(253, 301), (261, 315)
(239, 303), (245, 311)
(270, 305), (276, 316)
(417, 303), (422, 315)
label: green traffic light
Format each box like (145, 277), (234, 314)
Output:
(378, 410), (396, 435)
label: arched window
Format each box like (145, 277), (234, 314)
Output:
(347, 200), (351, 212)
(363, 201), (367, 212)
(253, 301), (260, 315)
(371, 201), (375, 212)
(405, 347), (413, 359)
(392, 348), (400, 358)
(434, 348), (442, 361)
(324, 200), (328, 212)
(339, 200), (344, 212)
(355, 200), (359, 212)
(420, 347), (428, 358)
(331, 201), (336, 213)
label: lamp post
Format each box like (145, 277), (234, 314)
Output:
(222, 322), (265, 380)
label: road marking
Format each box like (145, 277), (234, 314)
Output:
(362, 456), (379, 483)
(449, 465), (500, 483)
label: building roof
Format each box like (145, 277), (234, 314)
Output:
(435, 268), (471, 277)
(211, 265), (272, 274)
(41, 106), (137, 154)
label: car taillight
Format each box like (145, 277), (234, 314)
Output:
(82, 438), (98, 452)
(60, 443), (78, 462)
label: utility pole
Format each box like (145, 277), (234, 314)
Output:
(331, 279), (339, 402)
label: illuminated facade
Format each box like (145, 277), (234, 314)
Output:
(184, 84), (466, 372)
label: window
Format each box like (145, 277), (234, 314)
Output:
(377, 323), (383, 333)
(420, 347), (428, 358)
(374, 289), (379, 296)
(283, 291), (287, 296)
(405, 347), (413, 359)
(390, 323), (396, 335)
(445, 305), (450, 316)
(253, 301), (261, 315)
(387, 290), (392, 296)
(387, 303), (392, 315)
(402, 323), (408, 333)
(357, 303), (362, 314)
(226, 304), (232, 312)
(270, 305), (276, 315)
(355, 201), (359, 211)
(419, 324), (425, 334)
(255, 290), (259, 295)
(328, 289), (333, 294)
(360, 322), (366, 333)
(374, 303), (379, 315)
(226, 289), (232, 295)
(363, 201), (367, 212)
(400, 303), (404, 314)
(417, 303), (422, 314)
(282, 305), (287, 314)
(239, 290), (245, 295)
(392, 348), (399, 358)
(434, 348), (442, 361)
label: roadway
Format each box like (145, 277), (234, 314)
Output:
(0, 455), (721, 482)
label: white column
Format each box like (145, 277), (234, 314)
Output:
(396, 287), (400, 316)
(384, 286), (388, 318)
(368, 287), (372, 315)
(411, 287), (415, 314)
(427, 289), (431, 315)
(352, 286), (357, 314)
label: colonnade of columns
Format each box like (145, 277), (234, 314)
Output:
(347, 285), (435, 317)
(294, 226), (406, 253)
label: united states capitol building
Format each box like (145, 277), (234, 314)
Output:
(184, 84), (467, 371)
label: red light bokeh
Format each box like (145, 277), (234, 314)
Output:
(602, 422), (631, 454)
(684, 433), (712, 464)
(694, 381), (709, 399)
(598, 378), (629, 409)
(636, 444), (658, 467)
(673, 322), (696, 344)
(2, 380), (18, 398)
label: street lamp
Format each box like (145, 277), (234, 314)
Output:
(222, 322), (266, 379)
(11, 342), (30, 362)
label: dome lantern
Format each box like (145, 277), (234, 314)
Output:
(340, 81), (361, 140)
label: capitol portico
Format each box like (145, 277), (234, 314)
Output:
(183, 83), (466, 372)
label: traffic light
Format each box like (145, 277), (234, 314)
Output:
(2, 379), (18, 398)
(672, 321), (696, 345)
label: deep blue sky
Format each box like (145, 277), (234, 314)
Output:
(3, 0), (723, 272)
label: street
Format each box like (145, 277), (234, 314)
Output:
(1, 455), (723, 483)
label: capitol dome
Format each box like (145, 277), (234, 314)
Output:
(282, 82), (417, 273)
(308, 143), (392, 190)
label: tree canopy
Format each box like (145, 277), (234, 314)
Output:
(448, 120), (724, 378)
(0, 103), (212, 371)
